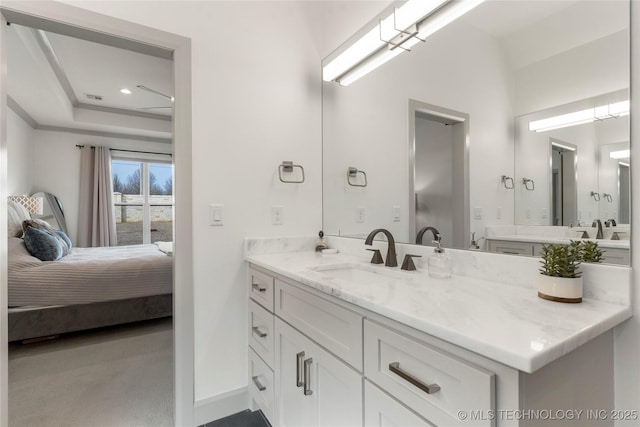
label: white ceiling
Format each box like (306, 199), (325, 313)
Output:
(462, 0), (629, 70)
(7, 23), (174, 143)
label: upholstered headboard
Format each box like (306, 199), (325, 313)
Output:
(8, 199), (31, 237)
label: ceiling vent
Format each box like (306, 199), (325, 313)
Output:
(85, 93), (103, 101)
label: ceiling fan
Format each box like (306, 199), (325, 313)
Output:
(136, 85), (174, 110)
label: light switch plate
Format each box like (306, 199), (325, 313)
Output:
(473, 207), (483, 220)
(209, 204), (223, 226)
(271, 206), (283, 225)
(356, 207), (365, 223)
(392, 206), (401, 222)
(496, 207), (502, 220)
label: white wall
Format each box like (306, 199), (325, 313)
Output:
(30, 129), (171, 245)
(63, 0), (323, 406)
(323, 16), (515, 245)
(514, 30), (629, 116)
(7, 110), (33, 196)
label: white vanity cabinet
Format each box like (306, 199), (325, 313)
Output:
(248, 263), (616, 427)
(275, 318), (363, 427)
(487, 239), (541, 256)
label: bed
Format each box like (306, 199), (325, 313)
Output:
(7, 200), (173, 342)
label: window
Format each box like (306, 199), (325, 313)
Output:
(112, 155), (173, 246)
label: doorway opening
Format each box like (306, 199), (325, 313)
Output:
(0, 3), (193, 426)
(409, 100), (469, 249)
(550, 139), (577, 226)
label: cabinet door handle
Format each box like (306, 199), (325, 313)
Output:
(251, 326), (267, 338)
(388, 362), (441, 394)
(252, 375), (267, 391)
(252, 282), (267, 292)
(304, 358), (313, 396)
(296, 351), (305, 387)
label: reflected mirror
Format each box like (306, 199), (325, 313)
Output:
(32, 191), (69, 235)
(322, 0), (630, 264)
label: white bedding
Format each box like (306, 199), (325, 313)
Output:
(8, 237), (172, 307)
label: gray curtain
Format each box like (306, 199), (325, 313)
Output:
(78, 146), (118, 247)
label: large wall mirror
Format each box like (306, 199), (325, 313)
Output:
(322, 0), (630, 264)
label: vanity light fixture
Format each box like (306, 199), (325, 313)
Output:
(529, 100), (630, 132)
(610, 149), (630, 159)
(324, 0), (485, 86)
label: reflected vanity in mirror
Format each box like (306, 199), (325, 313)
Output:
(32, 191), (69, 235)
(322, 0), (630, 264)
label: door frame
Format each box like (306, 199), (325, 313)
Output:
(0, 2), (194, 426)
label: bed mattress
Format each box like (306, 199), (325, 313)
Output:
(8, 237), (173, 307)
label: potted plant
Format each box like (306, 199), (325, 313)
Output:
(578, 240), (603, 263)
(538, 243), (583, 303)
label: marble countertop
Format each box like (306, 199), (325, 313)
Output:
(486, 234), (629, 249)
(245, 250), (631, 373)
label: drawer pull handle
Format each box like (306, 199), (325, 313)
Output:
(304, 358), (313, 396)
(252, 282), (267, 292)
(252, 326), (267, 338)
(389, 362), (441, 394)
(296, 351), (305, 387)
(252, 375), (267, 391)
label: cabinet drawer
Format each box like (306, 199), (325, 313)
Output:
(275, 279), (363, 371)
(487, 240), (534, 256)
(364, 320), (494, 427)
(249, 299), (274, 368)
(602, 247), (629, 265)
(364, 380), (432, 427)
(249, 267), (275, 311)
(249, 347), (275, 423)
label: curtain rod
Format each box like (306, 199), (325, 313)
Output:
(75, 145), (172, 157)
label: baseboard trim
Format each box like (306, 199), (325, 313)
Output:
(194, 387), (249, 426)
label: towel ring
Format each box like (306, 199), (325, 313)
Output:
(279, 161), (305, 183)
(347, 167), (367, 187)
(501, 175), (514, 189)
(522, 178), (535, 191)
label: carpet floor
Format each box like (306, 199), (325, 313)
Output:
(9, 317), (174, 427)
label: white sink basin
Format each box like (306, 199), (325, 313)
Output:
(312, 264), (404, 285)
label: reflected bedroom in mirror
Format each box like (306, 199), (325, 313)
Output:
(322, 0), (630, 265)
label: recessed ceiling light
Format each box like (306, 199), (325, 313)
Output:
(120, 88), (132, 95)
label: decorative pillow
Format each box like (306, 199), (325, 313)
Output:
(22, 219), (71, 256)
(7, 200), (31, 237)
(23, 226), (63, 261)
(55, 230), (72, 251)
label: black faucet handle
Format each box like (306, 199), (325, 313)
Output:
(401, 254), (422, 271)
(366, 248), (384, 264)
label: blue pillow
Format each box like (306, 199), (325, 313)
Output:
(55, 230), (72, 252)
(23, 227), (63, 261)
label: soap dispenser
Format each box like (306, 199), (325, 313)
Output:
(428, 235), (452, 279)
(315, 230), (328, 252)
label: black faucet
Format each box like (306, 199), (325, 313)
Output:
(592, 219), (603, 239)
(605, 218), (617, 227)
(364, 229), (397, 267)
(416, 226), (441, 245)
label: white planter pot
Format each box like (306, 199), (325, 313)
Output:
(537, 274), (583, 303)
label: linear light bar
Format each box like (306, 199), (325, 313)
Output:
(416, 0), (485, 40)
(324, 0), (484, 86)
(529, 100), (630, 132)
(610, 149), (630, 159)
